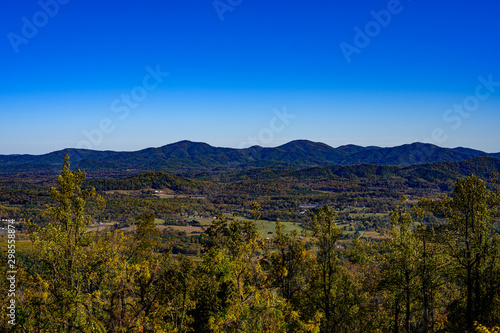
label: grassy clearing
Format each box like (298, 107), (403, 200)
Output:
(228, 216), (306, 237)
(87, 221), (116, 232)
(0, 238), (32, 251)
(162, 225), (204, 235)
(192, 215), (306, 236)
(363, 230), (386, 240)
(195, 217), (218, 226)
(349, 212), (389, 218)
(257, 220), (305, 236)
(85, 210), (384, 241)
(104, 189), (206, 200)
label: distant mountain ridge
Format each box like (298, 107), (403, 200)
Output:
(0, 140), (499, 176)
(224, 156), (500, 190)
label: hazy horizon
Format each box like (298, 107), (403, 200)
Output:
(1, 139), (499, 156)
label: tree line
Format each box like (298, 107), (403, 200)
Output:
(1, 155), (500, 332)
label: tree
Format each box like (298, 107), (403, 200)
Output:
(379, 204), (420, 333)
(26, 154), (106, 331)
(378, 200), (449, 333)
(133, 213), (161, 260)
(199, 208), (318, 332)
(307, 205), (356, 332)
(266, 220), (314, 306)
(419, 174), (500, 330)
(153, 254), (196, 333)
(200, 213), (277, 331)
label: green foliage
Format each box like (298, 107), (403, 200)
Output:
(23, 154), (106, 331)
(87, 171), (217, 193)
(133, 213), (161, 258)
(419, 174), (500, 330)
(3, 153), (500, 333)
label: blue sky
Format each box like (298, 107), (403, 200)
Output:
(1, 0), (500, 154)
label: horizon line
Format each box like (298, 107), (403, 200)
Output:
(1, 140), (498, 156)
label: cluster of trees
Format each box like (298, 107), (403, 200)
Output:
(0, 160), (439, 229)
(86, 172), (215, 194)
(2, 155), (500, 332)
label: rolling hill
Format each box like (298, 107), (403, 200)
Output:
(0, 140), (498, 177)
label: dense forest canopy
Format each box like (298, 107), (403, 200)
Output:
(1, 154), (500, 332)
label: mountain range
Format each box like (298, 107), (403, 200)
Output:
(1, 140), (499, 176)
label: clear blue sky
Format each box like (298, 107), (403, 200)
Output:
(1, 0), (500, 154)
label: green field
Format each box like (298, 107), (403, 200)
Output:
(85, 214), (386, 241)
(193, 215), (306, 237)
(0, 239), (32, 251)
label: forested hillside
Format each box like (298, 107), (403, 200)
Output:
(1, 155), (499, 332)
(1, 141), (499, 177)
